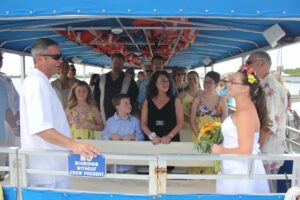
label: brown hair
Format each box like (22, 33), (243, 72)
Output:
(239, 68), (271, 132)
(66, 81), (95, 110)
(112, 94), (130, 107)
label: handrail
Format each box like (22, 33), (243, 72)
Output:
(1, 146), (300, 195)
(286, 126), (300, 135)
(0, 147), (19, 187)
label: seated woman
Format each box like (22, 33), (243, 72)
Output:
(212, 67), (270, 194)
(189, 71), (227, 174)
(66, 81), (103, 139)
(141, 71), (184, 144)
(179, 71), (202, 142)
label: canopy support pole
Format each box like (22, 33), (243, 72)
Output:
(242, 56), (247, 65)
(83, 64), (86, 81)
(20, 55), (25, 82)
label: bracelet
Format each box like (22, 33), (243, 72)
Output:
(148, 132), (157, 140)
(168, 133), (174, 139)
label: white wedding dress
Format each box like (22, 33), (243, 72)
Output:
(216, 116), (270, 194)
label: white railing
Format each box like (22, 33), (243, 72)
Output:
(0, 147), (18, 187)
(286, 126), (300, 153)
(1, 142), (300, 196)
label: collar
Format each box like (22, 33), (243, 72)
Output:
(260, 73), (273, 86)
(113, 112), (131, 121)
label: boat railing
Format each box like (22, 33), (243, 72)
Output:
(1, 144), (300, 195)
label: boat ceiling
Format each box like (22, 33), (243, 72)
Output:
(1, 0), (300, 69)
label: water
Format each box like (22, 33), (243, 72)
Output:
(282, 76), (300, 96)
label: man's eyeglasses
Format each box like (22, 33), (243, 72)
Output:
(245, 60), (264, 66)
(220, 79), (230, 83)
(40, 54), (62, 60)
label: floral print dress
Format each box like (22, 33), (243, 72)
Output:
(69, 110), (95, 139)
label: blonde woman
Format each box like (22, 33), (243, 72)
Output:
(179, 71), (202, 141)
(66, 81), (103, 139)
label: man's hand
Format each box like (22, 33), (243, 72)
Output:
(70, 141), (100, 158)
(122, 134), (136, 141)
(110, 133), (121, 140)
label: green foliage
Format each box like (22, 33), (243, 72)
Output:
(284, 68), (300, 76)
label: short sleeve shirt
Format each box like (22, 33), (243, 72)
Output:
(20, 68), (71, 185)
(260, 73), (287, 170)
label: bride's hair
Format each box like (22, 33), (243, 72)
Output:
(239, 68), (272, 132)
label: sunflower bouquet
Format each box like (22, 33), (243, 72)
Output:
(195, 121), (223, 153)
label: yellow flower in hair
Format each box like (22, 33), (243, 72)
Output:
(248, 74), (257, 84)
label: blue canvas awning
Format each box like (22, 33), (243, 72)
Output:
(1, 0), (300, 68)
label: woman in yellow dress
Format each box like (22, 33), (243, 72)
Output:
(179, 71), (202, 142)
(66, 81), (103, 139)
(189, 71), (228, 174)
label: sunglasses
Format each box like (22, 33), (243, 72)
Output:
(245, 60), (264, 66)
(40, 53), (62, 60)
(228, 80), (244, 85)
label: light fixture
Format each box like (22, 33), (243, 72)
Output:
(72, 56), (82, 64)
(263, 24), (286, 48)
(202, 57), (212, 66)
(133, 52), (142, 56)
(111, 27), (123, 35)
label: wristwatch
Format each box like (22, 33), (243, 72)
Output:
(148, 132), (157, 140)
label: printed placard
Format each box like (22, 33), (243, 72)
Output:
(68, 154), (106, 177)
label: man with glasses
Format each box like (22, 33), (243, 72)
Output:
(246, 51), (287, 193)
(143, 64), (153, 80)
(137, 55), (178, 107)
(67, 64), (80, 82)
(20, 38), (99, 189)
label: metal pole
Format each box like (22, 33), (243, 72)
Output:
(20, 55), (25, 82)
(83, 64), (86, 81)
(242, 55), (247, 65)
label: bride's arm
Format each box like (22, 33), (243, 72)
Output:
(212, 111), (256, 155)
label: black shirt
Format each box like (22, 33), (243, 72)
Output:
(146, 97), (180, 142)
(94, 72), (138, 120)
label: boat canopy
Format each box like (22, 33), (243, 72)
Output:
(1, 0), (300, 68)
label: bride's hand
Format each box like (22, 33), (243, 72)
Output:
(211, 144), (222, 154)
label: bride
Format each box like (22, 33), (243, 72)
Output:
(212, 67), (270, 194)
